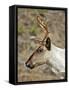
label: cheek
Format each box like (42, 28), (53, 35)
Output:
(44, 50), (51, 61)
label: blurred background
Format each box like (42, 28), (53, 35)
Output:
(18, 8), (65, 82)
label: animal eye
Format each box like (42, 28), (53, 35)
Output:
(36, 48), (43, 53)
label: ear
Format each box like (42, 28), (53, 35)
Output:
(45, 37), (51, 50)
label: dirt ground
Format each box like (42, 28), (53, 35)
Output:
(18, 8), (65, 82)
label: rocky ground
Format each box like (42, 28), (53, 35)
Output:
(17, 8), (65, 82)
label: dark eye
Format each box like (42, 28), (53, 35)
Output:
(36, 47), (43, 53)
(45, 37), (51, 50)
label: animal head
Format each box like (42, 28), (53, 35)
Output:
(25, 15), (51, 69)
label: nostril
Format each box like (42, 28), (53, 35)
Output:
(25, 63), (30, 68)
(25, 62), (35, 69)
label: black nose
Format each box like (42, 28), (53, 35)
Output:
(25, 62), (35, 69)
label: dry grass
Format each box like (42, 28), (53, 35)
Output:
(18, 8), (65, 82)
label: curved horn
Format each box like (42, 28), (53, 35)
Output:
(37, 15), (48, 34)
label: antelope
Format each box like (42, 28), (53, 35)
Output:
(25, 15), (65, 78)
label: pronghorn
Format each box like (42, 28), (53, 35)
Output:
(25, 15), (65, 78)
